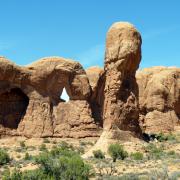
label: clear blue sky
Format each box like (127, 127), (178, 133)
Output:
(0, 0), (179, 69)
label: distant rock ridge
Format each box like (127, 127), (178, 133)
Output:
(0, 22), (179, 138)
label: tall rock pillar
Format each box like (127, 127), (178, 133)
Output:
(103, 22), (142, 135)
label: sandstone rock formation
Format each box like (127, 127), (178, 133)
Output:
(0, 56), (100, 138)
(86, 66), (104, 125)
(103, 22), (142, 135)
(136, 66), (180, 134)
(0, 22), (179, 139)
(86, 66), (104, 103)
(53, 100), (99, 138)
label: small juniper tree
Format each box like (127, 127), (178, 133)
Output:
(108, 143), (128, 162)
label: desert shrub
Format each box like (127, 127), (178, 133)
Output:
(0, 149), (10, 165)
(93, 150), (105, 159)
(86, 141), (94, 146)
(2, 169), (51, 180)
(166, 150), (180, 159)
(166, 133), (176, 141)
(19, 141), (26, 148)
(43, 138), (50, 144)
(2, 169), (20, 180)
(52, 140), (57, 144)
(169, 171), (180, 180)
(96, 159), (117, 177)
(39, 144), (47, 151)
(36, 146), (91, 179)
(76, 146), (85, 154)
(116, 173), (140, 180)
(108, 143), (128, 162)
(56, 141), (79, 154)
(80, 141), (87, 146)
(145, 143), (164, 159)
(155, 132), (176, 142)
(148, 166), (169, 180)
(22, 169), (51, 179)
(79, 141), (94, 146)
(59, 141), (74, 150)
(3, 145), (91, 180)
(14, 147), (24, 153)
(24, 152), (32, 161)
(167, 150), (175, 156)
(130, 152), (143, 160)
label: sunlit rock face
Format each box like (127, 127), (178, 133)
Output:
(136, 66), (180, 134)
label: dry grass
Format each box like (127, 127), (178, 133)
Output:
(0, 132), (179, 179)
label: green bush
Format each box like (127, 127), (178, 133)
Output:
(24, 152), (32, 161)
(39, 144), (47, 151)
(2, 169), (51, 180)
(37, 145), (91, 179)
(93, 150), (105, 159)
(59, 141), (74, 150)
(76, 146), (85, 154)
(0, 149), (10, 165)
(166, 150), (180, 159)
(130, 152), (143, 160)
(19, 141), (26, 148)
(3, 146), (91, 180)
(80, 141), (87, 146)
(155, 132), (176, 142)
(108, 143), (128, 162)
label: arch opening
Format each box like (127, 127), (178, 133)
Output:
(60, 88), (70, 102)
(0, 88), (29, 129)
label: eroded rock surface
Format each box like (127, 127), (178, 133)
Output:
(136, 67), (180, 134)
